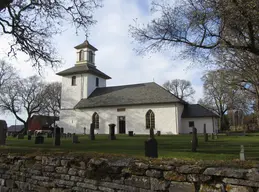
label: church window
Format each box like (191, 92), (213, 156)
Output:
(89, 51), (94, 63)
(92, 112), (99, 129)
(189, 121), (194, 127)
(96, 77), (99, 87)
(79, 50), (84, 61)
(71, 76), (76, 86)
(146, 110), (155, 129)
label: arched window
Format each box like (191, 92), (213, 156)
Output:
(92, 112), (99, 129)
(79, 50), (84, 61)
(88, 51), (94, 63)
(71, 76), (76, 86)
(146, 110), (155, 129)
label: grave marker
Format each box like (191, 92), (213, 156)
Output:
(54, 127), (61, 146)
(108, 124), (116, 140)
(61, 127), (64, 135)
(72, 133), (79, 143)
(0, 120), (7, 145)
(47, 133), (52, 138)
(204, 124), (208, 142)
(83, 127), (86, 135)
(144, 128), (158, 158)
(27, 131), (32, 140)
(150, 127), (154, 139)
(128, 131), (134, 136)
(240, 145), (245, 161)
(35, 135), (44, 144)
(156, 131), (161, 136)
(89, 123), (95, 140)
(17, 134), (24, 139)
(192, 127), (198, 152)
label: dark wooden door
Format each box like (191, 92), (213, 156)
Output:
(118, 116), (126, 134)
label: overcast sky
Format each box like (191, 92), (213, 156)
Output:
(0, 0), (206, 126)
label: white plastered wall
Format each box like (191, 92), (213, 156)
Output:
(58, 104), (180, 135)
(61, 73), (107, 109)
(61, 75), (84, 109)
(86, 74), (106, 98)
(177, 104), (184, 133)
(181, 117), (219, 134)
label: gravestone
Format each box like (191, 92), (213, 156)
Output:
(83, 127), (86, 135)
(0, 120), (7, 145)
(192, 127), (198, 152)
(211, 133), (215, 140)
(72, 133), (79, 144)
(240, 145), (245, 161)
(144, 128), (158, 158)
(128, 131), (134, 137)
(61, 128), (64, 134)
(150, 128), (154, 139)
(17, 134), (24, 139)
(156, 131), (161, 136)
(108, 124), (116, 140)
(35, 136), (44, 144)
(27, 131), (32, 140)
(50, 127), (54, 135)
(89, 123), (95, 140)
(54, 127), (61, 146)
(47, 133), (52, 138)
(203, 124), (208, 142)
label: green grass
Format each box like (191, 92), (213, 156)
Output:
(1, 134), (259, 161)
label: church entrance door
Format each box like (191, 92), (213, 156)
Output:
(118, 116), (126, 134)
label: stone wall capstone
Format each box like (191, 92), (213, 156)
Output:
(0, 154), (257, 191)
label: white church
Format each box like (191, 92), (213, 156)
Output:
(57, 40), (219, 135)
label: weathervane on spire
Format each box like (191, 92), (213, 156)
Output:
(85, 33), (88, 41)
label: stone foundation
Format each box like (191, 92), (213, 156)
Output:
(0, 153), (258, 191)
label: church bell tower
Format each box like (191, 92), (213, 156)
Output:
(74, 39), (98, 66)
(57, 39), (111, 109)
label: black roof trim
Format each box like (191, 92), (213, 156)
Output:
(181, 104), (219, 118)
(56, 64), (111, 79)
(74, 40), (98, 51)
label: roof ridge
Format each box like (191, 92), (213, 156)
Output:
(98, 82), (155, 89)
(152, 82), (188, 104)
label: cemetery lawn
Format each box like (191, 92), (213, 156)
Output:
(1, 134), (259, 161)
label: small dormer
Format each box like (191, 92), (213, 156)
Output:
(74, 40), (98, 65)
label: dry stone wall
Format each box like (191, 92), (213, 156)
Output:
(0, 154), (258, 191)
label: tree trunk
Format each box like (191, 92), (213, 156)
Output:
(255, 93), (259, 128)
(23, 122), (28, 135)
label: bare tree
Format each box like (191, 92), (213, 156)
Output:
(216, 49), (259, 125)
(42, 82), (61, 118)
(0, 0), (102, 69)
(130, 0), (259, 59)
(0, 75), (46, 133)
(198, 70), (252, 130)
(163, 79), (195, 101)
(0, 60), (16, 93)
